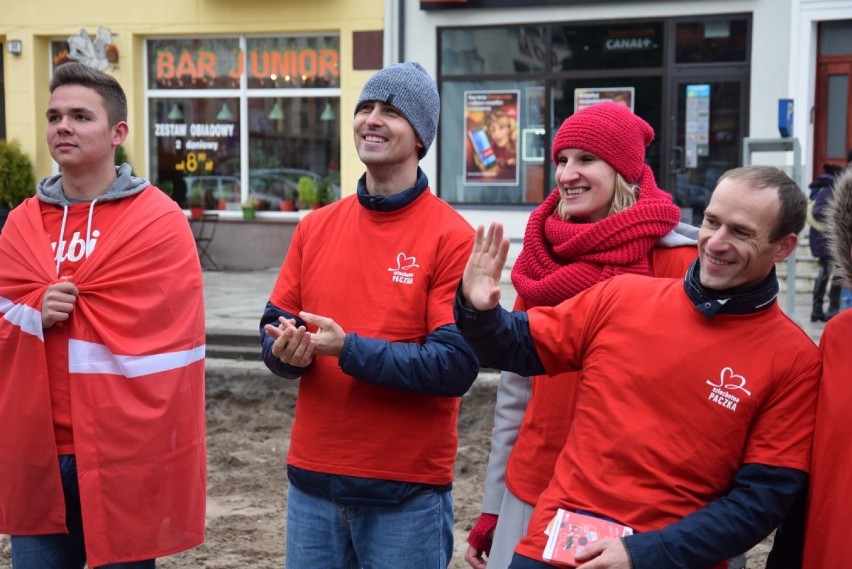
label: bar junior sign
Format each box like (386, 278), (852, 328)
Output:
(155, 47), (339, 81)
(148, 37), (340, 89)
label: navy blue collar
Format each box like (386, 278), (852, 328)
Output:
(356, 168), (429, 212)
(684, 259), (779, 318)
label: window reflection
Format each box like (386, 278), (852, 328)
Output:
(148, 38), (242, 90)
(246, 36), (340, 89)
(675, 19), (748, 64)
(440, 26), (548, 75)
(149, 97), (241, 209)
(552, 23), (663, 71)
(146, 35), (341, 211)
(248, 97), (340, 210)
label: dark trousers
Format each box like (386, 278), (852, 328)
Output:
(812, 257), (841, 318)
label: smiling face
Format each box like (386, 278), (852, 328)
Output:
(698, 177), (796, 290)
(353, 101), (422, 169)
(46, 84), (126, 173)
(554, 148), (617, 222)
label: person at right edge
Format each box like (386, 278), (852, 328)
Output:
(801, 164), (852, 568)
(456, 164), (820, 569)
(806, 162), (842, 322)
(765, 167), (852, 569)
(464, 101), (699, 569)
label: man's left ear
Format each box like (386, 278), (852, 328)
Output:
(112, 121), (129, 148)
(774, 233), (799, 262)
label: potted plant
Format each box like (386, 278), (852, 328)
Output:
(296, 176), (319, 210)
(317, 177), (337, 207)
(241, 197), (260, 220)
(279, 197), (296, 212)
(0, 140), (36, 234)
(187, 185), (205, 219)
(278, 185), (296, 212)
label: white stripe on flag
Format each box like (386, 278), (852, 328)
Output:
(0, 296), (44, 341)
(68, 339), (205, 378)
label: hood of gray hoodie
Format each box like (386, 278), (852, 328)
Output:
(657, 221), (699, 248)
(37, 162), (149, 206)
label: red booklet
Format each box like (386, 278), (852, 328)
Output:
(542, 509), (634, 566)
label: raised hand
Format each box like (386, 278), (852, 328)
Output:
(461, 222), (510, 311)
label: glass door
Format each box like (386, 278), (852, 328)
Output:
(666, 77), (748, 227)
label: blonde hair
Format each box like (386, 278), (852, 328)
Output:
(557, 173), (638, 220)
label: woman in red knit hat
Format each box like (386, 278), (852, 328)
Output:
(464, 101), (700, 569)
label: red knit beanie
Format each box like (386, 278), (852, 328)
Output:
(551, 101), (654, 184)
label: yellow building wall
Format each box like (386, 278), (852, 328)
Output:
(0, 0), (385, 194)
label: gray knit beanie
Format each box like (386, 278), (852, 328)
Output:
(355, 62), (440, 159)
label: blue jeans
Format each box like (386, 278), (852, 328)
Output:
(842, 287), (852, 311)
(11, 455), (155, 569)
(285, 482), (453, 569)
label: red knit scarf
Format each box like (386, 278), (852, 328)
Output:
(511, 165), (681, 308)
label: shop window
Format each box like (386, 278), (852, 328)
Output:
(148, 38), (242, 90)
(820, 20), (852, 56)
(247, 97), (340, 210)
(149, 97), (241, 209)
(440, 26), (548, 75)
(440, 80), (546, 204)
(675, 19), (748, 64)
(552, 22), (664, 71)
(551, 76), (664, 178)
(146, 35), (340, 211)
(245, 36), (340, 89)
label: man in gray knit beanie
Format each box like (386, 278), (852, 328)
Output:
(261, 59), (476, 569)
(355, 61), (440, 159)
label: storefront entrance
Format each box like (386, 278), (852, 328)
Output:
(666, 76), (748, 226)
(437, 13), (751, 224)
(813, 20), (852, 177)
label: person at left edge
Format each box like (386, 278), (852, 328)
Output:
(0, 62), (206, 568)
(260, 62), (478, 569)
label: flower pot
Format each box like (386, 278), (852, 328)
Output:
(217, 199), (227, 211)
(242, 208), (256, 220)
(190, 206), (204, 219)
(279, 200), (296, 212)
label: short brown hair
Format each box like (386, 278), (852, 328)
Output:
(49, 62), (127, 127)
(717, 165), (806, 242)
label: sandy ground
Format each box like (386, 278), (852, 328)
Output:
(0, 365), (773, 568)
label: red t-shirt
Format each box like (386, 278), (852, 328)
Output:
(803, 310), (852, 568)
(506, 245), (697, 504)
(41, 201), (124, 454)
(514, 275), (819, 563)
(270, 191), (474, 485)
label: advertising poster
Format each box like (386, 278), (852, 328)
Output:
(464, 90), (520, 185)
(685, 84), (711, 168)
(574, 87), (635, 112)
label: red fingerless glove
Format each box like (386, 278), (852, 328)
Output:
(467, 512), (499, 554)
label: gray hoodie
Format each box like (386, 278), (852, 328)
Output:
(37, 162), (151, 276)
(36, 162), (149, 206)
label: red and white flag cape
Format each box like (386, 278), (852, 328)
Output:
(0, 188), (206, 566)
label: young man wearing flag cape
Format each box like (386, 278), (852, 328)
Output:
(0, 62), (206, 568)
